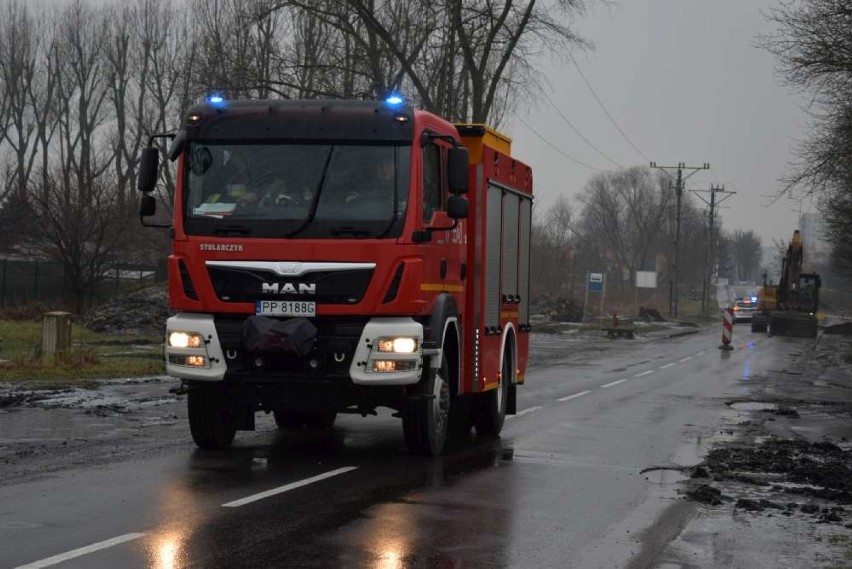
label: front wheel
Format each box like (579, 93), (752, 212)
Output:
(403, 357), (450, 456)
(188, 383), (237, 450)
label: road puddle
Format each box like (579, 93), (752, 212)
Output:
(728, 401), (778, 411)
(641, 467), (689, 484)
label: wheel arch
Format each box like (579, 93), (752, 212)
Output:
(501, 323), (518, 415)
(427, 293), (461, 394)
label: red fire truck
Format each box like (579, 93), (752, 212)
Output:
(138, 97), (533, 456)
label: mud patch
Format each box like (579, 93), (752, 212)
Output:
(641, 466), (690, 484)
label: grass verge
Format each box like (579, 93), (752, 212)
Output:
(0, 319), (164, 388)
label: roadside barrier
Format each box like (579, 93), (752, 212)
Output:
(720, 307), (734, 350)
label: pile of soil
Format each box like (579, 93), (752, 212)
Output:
(84, 286), (169, 337)
(706, 439), (852, 507)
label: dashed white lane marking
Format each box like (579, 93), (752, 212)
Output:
(679, 356), (693, 362)
(222, 466), (358, 508)
(635, 370), (654, 377)
(507, 406), (542, 420)
(558, 390), (591, 402)
(696, 351), (706, 356)
(660, 363), (675, 369)
(601, 379), (627, 388)
(15, 533), (146, 568)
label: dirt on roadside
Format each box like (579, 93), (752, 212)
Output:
(666, 332), (852, 567)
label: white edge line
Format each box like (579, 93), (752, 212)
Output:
(601, 379), (627, 388)
(222, 466), (358, 508)
(660, 363), (675, 369)
(679, 356), (693, 362)
(635, 370), (654, 377)
(507, 406), (542, 420)
(558, 390), (591, 402)
(15, 533), (146, 569)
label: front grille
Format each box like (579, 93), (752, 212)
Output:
(214, 315), (368, 377)
(208, 266), (373, 304)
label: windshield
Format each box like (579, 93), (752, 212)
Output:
(183, 142), (411, 238)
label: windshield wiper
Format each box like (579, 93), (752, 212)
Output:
(286, 146), (335, 238)
(329, 226), (371, 238)
(214, 224), (252, 235)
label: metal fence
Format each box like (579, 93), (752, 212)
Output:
(0, 258), (163, 308)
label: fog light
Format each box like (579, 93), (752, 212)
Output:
(168, 331), (204, 348)
(372, 360), (417, 373)
(186, 355), (206, 367)
(168, 354), (207, 367)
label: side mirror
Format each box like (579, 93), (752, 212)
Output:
(137, 147), (160, 193)
(168, 131), (186, 162)
(448, 146), (469, 194)
(139, 194), (157, 217)
(446, 195), (468, 219)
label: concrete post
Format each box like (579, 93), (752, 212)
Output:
(42, 311), (72, 364)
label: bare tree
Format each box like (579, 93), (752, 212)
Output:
(730, 229), (762, 283)
(530, 196), (576, 299)
(25, 172), (129, 312)
(0, 0), (40, 202)
(758, 1), (852, 276)
(577, 167), (672, 294)
(54, 0), (112, 201)
(105, 2), (155, 207)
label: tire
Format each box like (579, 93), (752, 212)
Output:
(274, 410), (336, 431)
(447, 394), (474, 440)
(475, 348), (511, 437)
(403, 356), (450, 456)
(188, 383), (237, 450)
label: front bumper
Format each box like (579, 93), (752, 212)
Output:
(164, 313), (427, 386)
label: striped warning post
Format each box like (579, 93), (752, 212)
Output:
(720, 307), (734, 350)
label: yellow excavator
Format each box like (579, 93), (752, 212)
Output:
(751, 230), (820, 337)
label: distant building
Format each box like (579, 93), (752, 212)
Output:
(799, 213), (828, 271)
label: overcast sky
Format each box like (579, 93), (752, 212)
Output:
(507, 0), (813, 246)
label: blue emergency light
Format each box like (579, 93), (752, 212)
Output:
(206, 94), (227, 107)
(385, 93), (404, 106)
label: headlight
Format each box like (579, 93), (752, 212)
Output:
(168, 331), (204, 348)
(376, 337), (418, 353)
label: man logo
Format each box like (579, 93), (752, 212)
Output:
(261, 282), (316, 295)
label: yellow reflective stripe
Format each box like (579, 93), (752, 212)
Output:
(420, 283), (464, 292)
(501, 311), (519, 318)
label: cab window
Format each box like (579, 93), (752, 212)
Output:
(422, 144), (441, 222)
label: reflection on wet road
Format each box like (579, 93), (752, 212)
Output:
(2, 330), (792, 568)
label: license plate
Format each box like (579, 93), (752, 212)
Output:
(256, 300), (316, 317)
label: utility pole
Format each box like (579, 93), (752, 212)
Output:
(650, 161), (710, 318)
(692, 184), (736, 313)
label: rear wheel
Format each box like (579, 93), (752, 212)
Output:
(403, 356), (450, 456)
(188, 383), (237, 450)
(475, 348), (511, 437)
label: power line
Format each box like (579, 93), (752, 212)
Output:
(568, 52), (652, 163)
(518, 117), (603, 171)
(541, 91), (624, 168)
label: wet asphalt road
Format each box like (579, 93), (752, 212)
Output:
(1, 329), (792, 568)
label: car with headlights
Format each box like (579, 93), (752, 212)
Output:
(732, 297), (757, 322)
